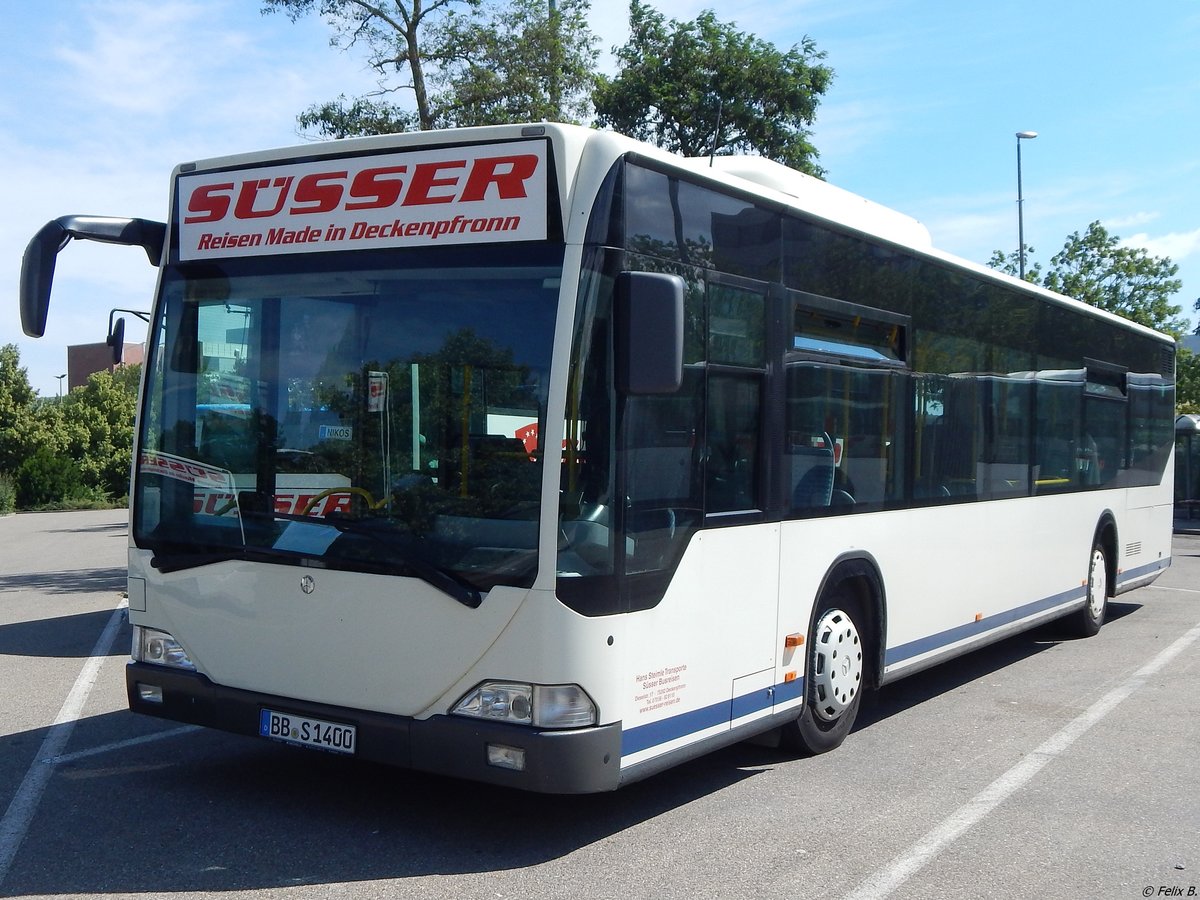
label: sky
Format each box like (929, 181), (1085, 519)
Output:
(3, 0), (1198, 396)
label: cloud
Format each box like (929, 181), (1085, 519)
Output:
(1123, 228), (1200, 264)
(810, 99), (896, 163)
(2, 0), (382, 395)
(1103, 211), (1161, 232)
(51, 1), (245, 118)
(43, 0), (375, 158)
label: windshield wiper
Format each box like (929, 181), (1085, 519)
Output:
(390, 554), (483, 609)
(150, 547), (252, 574)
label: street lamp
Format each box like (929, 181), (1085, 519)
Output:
(56, 373), (66, 399)
(1016, 130), (1038, 280)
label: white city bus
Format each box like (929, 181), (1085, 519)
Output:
(20, 123), (1175, 792)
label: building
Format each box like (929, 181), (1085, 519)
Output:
(66, 342), (144, 391)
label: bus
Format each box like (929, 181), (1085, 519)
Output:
(19, 123), (1175, 792)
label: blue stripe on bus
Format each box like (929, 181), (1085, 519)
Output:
(884, 585), (1085, 667)
(1118, 558), (1171, 585)
(885, 555), (1171, 668)
(621, 676), (805, 757)
(620, 556), (1171, 760)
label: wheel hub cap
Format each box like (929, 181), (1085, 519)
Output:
(811, 609), (863, 722)
(1088, 549), (1107, 618)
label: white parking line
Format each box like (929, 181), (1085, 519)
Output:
(843, 616), (1200, 900)
(0, 599), (127, 888)
(46, 724), (202, 765)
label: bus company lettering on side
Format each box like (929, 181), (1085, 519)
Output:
(178, 140), (548, 259)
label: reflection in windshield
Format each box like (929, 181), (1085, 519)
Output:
(134, 246), (562, 595)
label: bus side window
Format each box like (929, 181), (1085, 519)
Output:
(789, 433), (835, 509)
(705, 373), (761, 512)
(786, 363), (902, 513)
(914, 375), (979, 500)
(785, 364), (842, 513)
(1034, 371), (1084, 494)
(621, 368), (705, 574)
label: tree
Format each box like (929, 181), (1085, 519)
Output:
(265, 0), (599, 137)
(593, 1), (833, 175)
(989, 221), (1188, 336)
(263, 0), (465, 132)
(0, 344), (36, 413)
(1177, 348), (1200, 415)
(0, 344), (58, 479)
(987, 244), (1042, 285)
(59, 365), (142, 499)
(297, 95), (419, 139)
(15, 447), (83, 509)
(430, 0), (598, 127)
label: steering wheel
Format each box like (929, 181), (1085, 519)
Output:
(301, 486), (387, 516)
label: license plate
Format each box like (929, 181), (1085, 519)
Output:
(259, 708), (357, 755)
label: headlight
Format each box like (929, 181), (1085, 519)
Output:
(452, 681), (597, 729)
(132, 626), (196, 671)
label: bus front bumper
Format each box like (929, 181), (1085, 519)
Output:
(126, 662), (622, 793)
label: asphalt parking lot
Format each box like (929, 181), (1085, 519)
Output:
(1, 508), (1197, 900)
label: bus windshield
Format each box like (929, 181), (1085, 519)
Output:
(133, 245), (562, 601)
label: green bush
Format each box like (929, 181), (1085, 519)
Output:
(0, 473), (14, 514)
(58, 484), (113, 510)
(15, 448), (83, 509)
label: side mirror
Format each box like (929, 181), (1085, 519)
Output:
(614, 272), (685, 395)
(107, 317), (126, 365)
(19, 220), (69, 338)
(19, 216), (165, 338)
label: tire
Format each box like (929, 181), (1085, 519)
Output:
(782, 583), (868, 755)
(1068, 541), (1109, 638)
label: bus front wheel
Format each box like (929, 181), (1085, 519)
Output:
(783, 584), (867, 755)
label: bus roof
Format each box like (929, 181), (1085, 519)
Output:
(172, 122), (1174, 347)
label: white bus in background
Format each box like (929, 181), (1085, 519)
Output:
(20, 123), (1174, 792)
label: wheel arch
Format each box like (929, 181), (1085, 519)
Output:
(811, 552), (887, 691)
(1093, 510), (1118, 597)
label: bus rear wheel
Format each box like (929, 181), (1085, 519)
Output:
(783, 584), (867, 755)
(1068, 541), (1109, 638)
